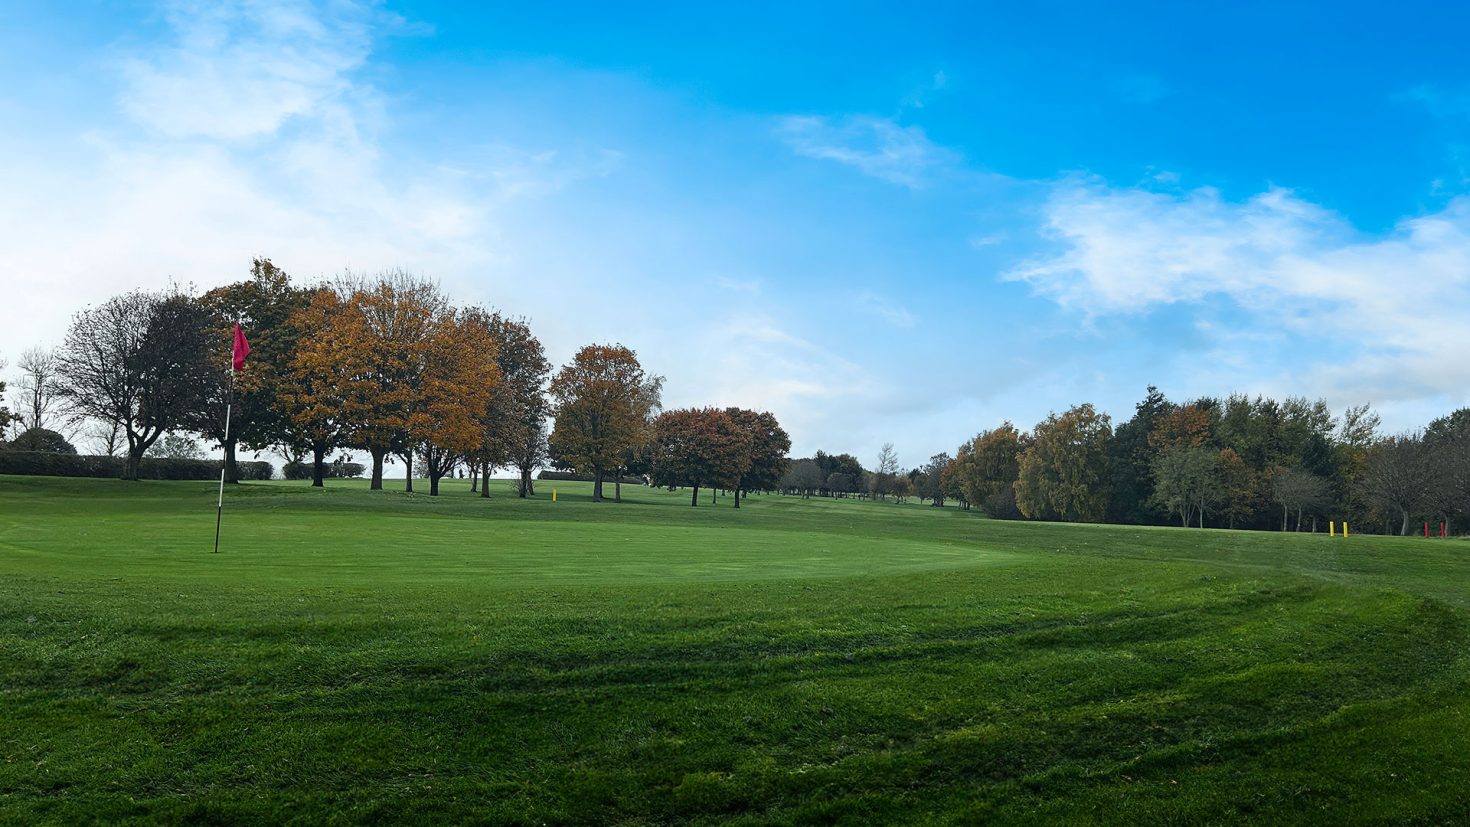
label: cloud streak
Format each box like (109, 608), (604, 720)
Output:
(776, 115), (956, 187)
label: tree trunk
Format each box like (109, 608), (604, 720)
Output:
(711, 487), (716, 505)
(481, 461), (491, 499)
(403, 452), (414, 493)
(593, 468), (604, 501)
(124, 445), (143, 481)
(1281, 505), (1288, 531)
(615, 474), (622, 503)
(691, 484), (700, 507)
(519, 467), (532, 497)
(429, 466), (441, 496)
(1296, 506), (1303, 531)
(311, 443), (327, 488)
(370, 448), (385, 490)
(470, 466), (478, 493)
(1401, 510), (1410, 536)
(734, 484), (741, 509)
(223, 437), (240, 484)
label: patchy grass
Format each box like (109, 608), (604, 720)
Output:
(4, 475), (1470, 824)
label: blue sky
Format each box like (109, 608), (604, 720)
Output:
(5, 1), (1470, 467)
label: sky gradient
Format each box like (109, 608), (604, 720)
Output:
(5, 1), (1470, 468)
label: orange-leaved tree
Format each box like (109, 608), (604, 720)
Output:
(346, 272), (448, 491)
(417, 308), (500, 496)
(277, 286), (372, 487)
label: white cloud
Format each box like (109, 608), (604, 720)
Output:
(119, 0), (385, 142)
(1008, 177), (1470, 402)
(776, 114), (955, 187)
(856, 291), (917, 328)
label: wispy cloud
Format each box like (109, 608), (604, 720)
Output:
(1008, 177), (1470, 401)
(118, 0), (392, 142)
(776, 114), (956, 187)
(856, 291), (917, 328)
(712, 274), (762, 294)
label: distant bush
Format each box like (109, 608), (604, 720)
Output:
(0, 452), (273, 481)
(283, 460), (366, 480)
(536, 470), (645, 484)
(4, 428), (77, 454)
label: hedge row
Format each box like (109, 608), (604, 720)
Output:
(0, 452), (274, 480)
(282, 461), (366, 480)
(536, 470), (645, 484)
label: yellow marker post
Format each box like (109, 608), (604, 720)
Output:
(1344, 522), (1349, 538)
(1330, 521), (1336, 537)
(552, 488), (557, 502)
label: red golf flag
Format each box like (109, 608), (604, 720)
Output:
(232, 323), (251, 371)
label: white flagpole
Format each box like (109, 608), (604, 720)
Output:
(213, 336), (235, 553)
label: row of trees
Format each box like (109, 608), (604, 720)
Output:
(769, 387), (1468, 537)
(4, 259), (795, 507)
(934, 388), (1470, 535)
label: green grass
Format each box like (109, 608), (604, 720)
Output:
(5, 476), (1470, 824)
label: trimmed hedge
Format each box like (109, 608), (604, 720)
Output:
(0, 452), (274, 481)
(536, 470), (645, 484)
(282, 461), (366, 480)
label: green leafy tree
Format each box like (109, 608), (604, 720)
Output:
(549, 344), (655, 502)
(1015, 403), (1112, 522)
(724, 408), (791, 508)
(1151, 445), (1222, 528)
(1107, 386), (1172, 524)
(186, 258), (306, 483)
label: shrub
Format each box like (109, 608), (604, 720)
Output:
(536, 470), (645, 484)
(0, 452), (273, 481)
(282, 460), (365, 480)
(5, 428), (77, 454)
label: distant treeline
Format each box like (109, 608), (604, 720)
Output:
(784, 387), (1470, 536)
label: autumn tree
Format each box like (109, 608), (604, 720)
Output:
(277, 287), (367, 487)
(416, 309), (501, 496)
(345, 272), (449, 491)
(186, 258), (306, 483)
(1147, 403), (1215, 451)
(724, 408), (791, 508)
(55, 290), (214, 480)
(548, 344), (656, 502)
(649, 408), (752, 506)
(1015, 403), (1112, 522)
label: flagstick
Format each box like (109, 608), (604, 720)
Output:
(213, 353), (235, 554)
